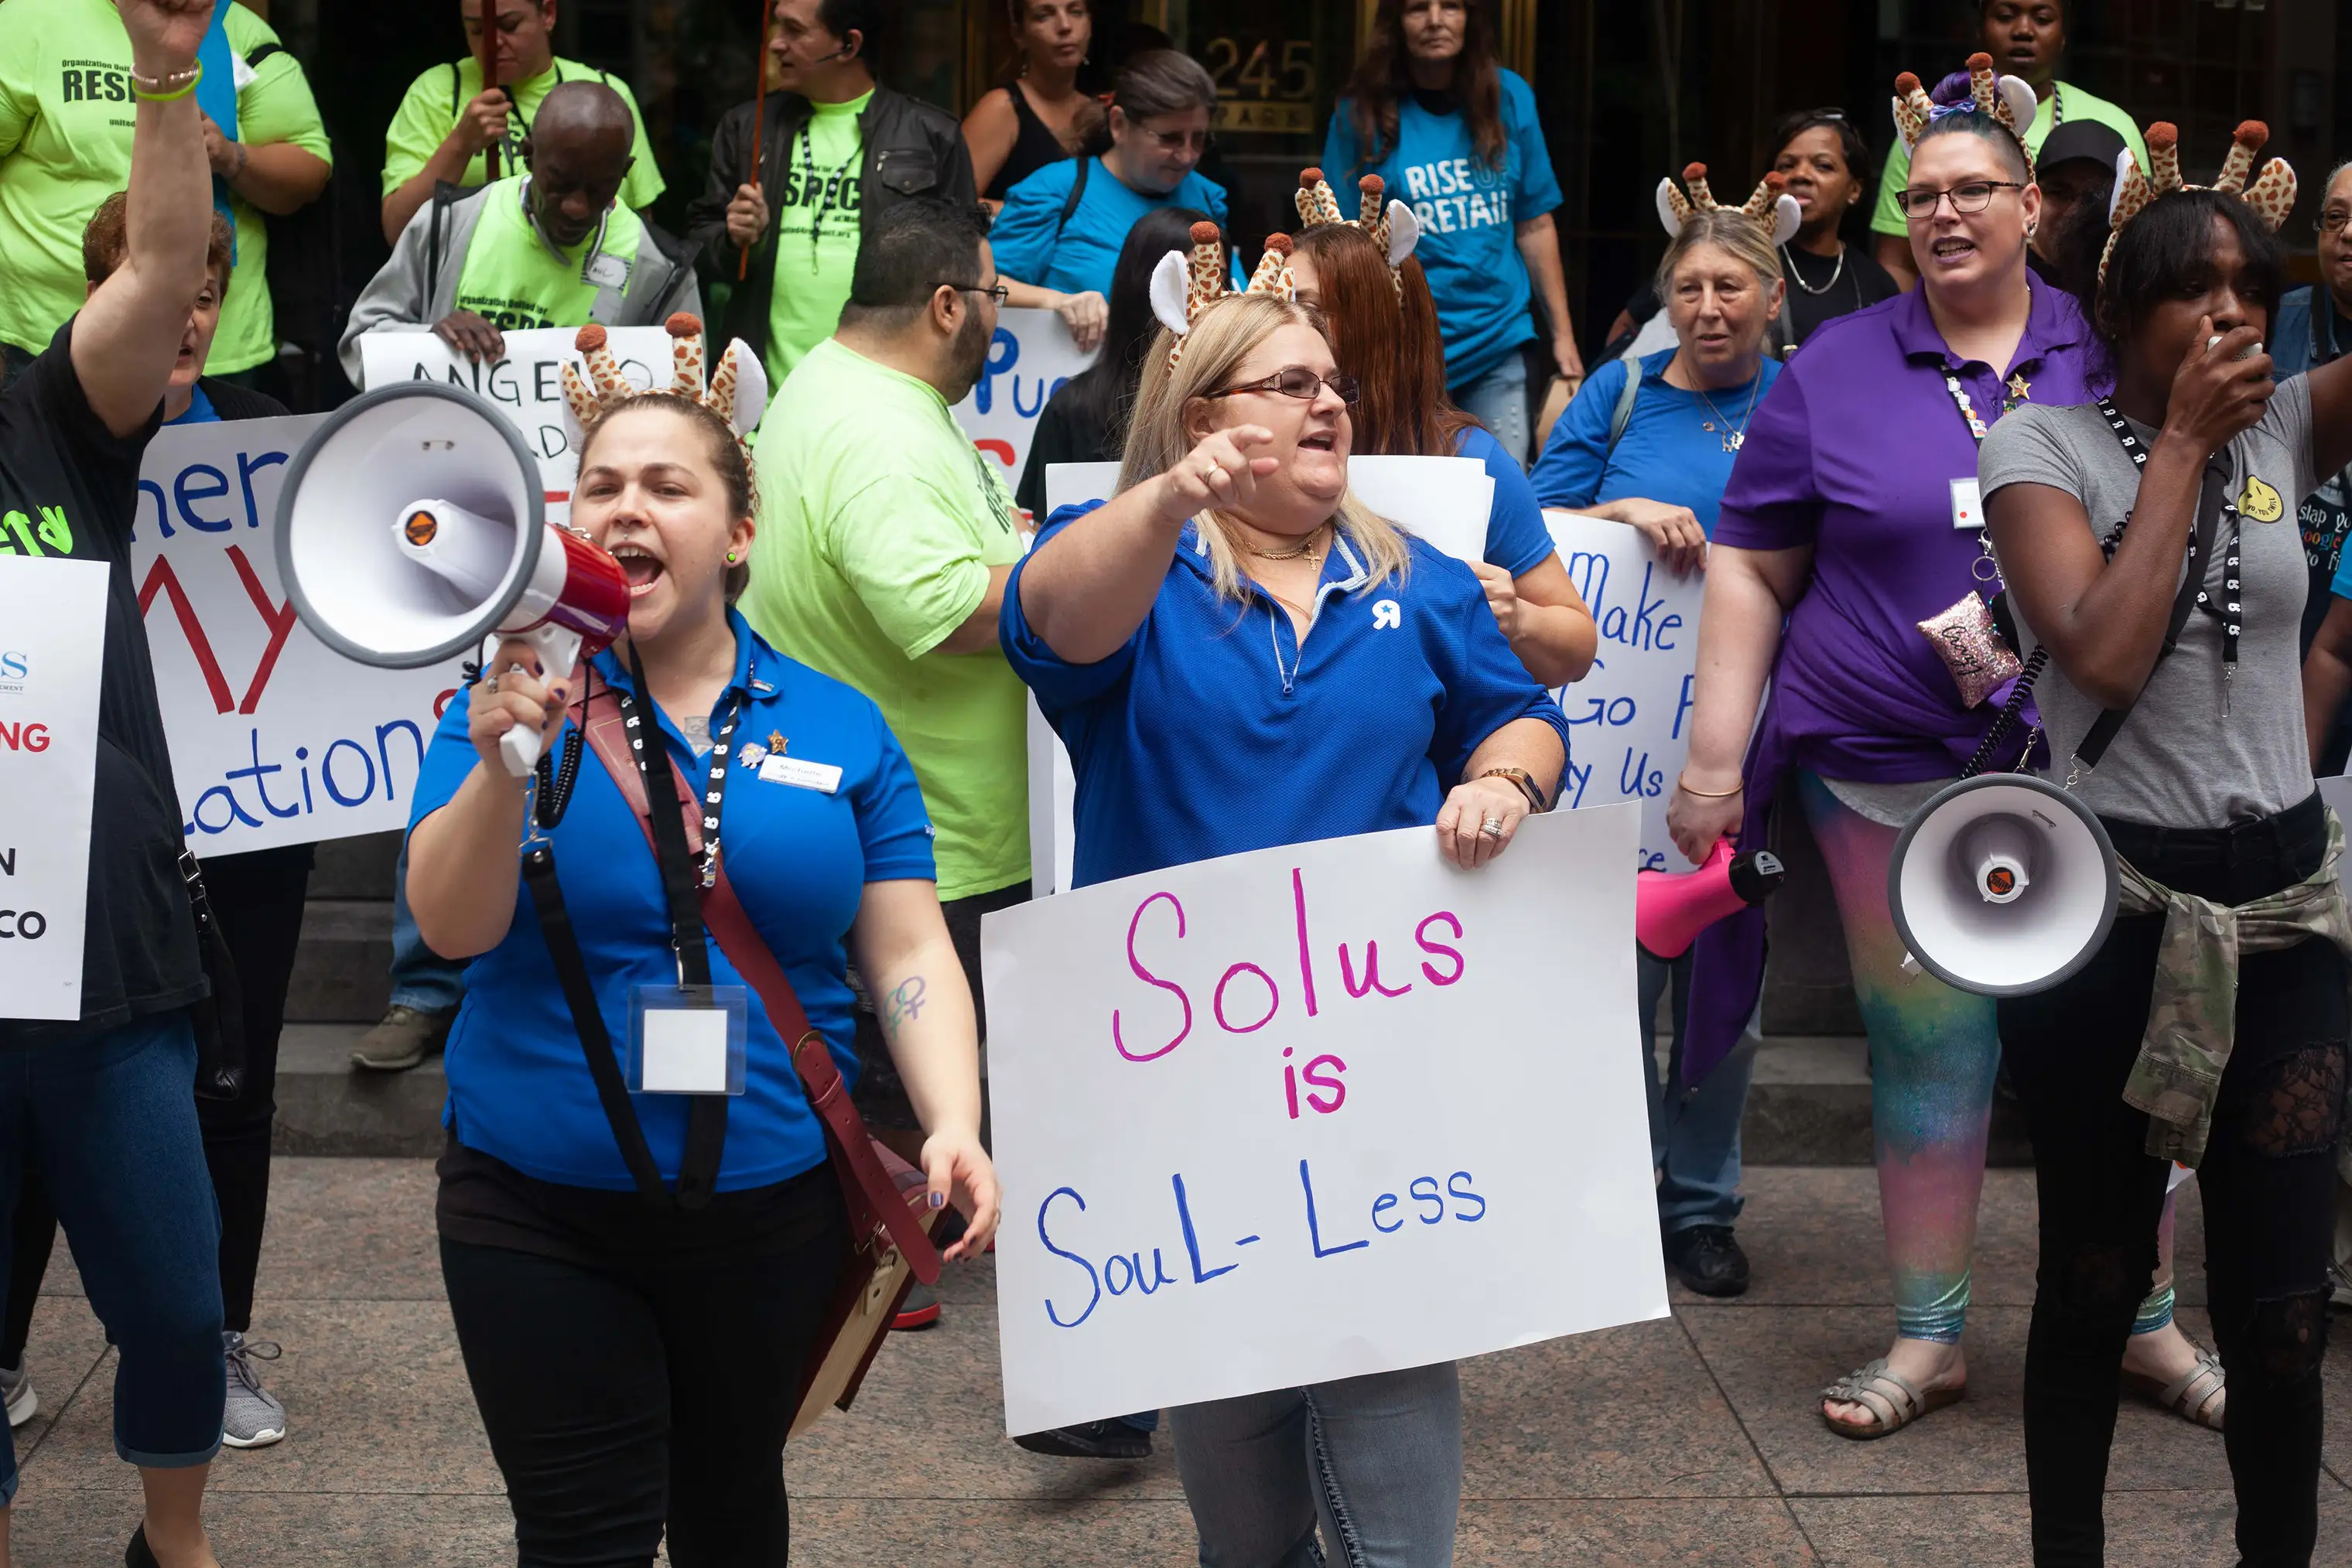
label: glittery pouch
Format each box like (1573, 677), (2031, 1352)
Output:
(1918, 590), (2022, 709)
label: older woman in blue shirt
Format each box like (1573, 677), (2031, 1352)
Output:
(1004, 244), (1567, 1565)
(1530, 201), (1784, 1300)
(405, 345), (999, 1565)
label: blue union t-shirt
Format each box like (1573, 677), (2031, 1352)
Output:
(990, 155), (1234, 299)
(1529, 350), (1783, 538)
(1322, 71), (1561, 391)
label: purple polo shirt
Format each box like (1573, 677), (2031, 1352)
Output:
(1684, 280), (2094, 1087)
(1713, 279), (2094, 781)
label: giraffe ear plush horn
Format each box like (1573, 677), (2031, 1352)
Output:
(1149, 248), (1193, 339)
(1383, 200), (1420, 268)
(1656, 176), (1694, 237)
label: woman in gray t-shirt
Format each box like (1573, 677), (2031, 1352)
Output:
(1982, 155), (2352, 1565)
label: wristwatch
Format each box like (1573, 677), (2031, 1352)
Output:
(1479, 767), (1550, 813)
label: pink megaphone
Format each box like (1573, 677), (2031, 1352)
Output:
(1637, 839), (1786, 960)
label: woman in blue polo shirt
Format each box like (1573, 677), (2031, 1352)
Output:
(1004, 251), (1567, 1563)
(404, 364), (999, 1564)
(1324, 0), (1584, 466)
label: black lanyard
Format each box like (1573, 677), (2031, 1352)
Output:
(532, 654), (746, 984)
(791, 121), (861, 259)
(2092, 395), (2240, 682)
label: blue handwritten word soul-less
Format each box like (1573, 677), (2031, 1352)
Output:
(1037, 1162), (1488, 1330)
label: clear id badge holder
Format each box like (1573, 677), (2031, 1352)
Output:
(627, 985), (750, 1096)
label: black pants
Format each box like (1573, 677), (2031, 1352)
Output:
(2, 843), (309, 1358)
(439, 1183), (848, 1568)
(1998, 793), (2343, 1568)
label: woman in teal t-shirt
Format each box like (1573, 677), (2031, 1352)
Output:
(1323, 0), (1584, 466)
(992, 49), (1231, 351)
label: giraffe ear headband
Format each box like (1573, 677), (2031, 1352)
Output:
(1655, 164), (1801, 248)
(558, 313), (768, 453)
(1149, 220), (1297, 366)
(1892, 53), (2039, 176)
(1294, 167), (1421, 295)
(2101, 120), (2296, 282)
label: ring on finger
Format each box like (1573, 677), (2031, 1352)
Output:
(1480, 814), (1505, 840)
(484, 672), (500, 695)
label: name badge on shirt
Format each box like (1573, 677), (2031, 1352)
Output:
(583, 252), (630, 289)
(627, 985), (748, 1096)
(1950, 477), (1985, 531)
(759, 753), (843, 794)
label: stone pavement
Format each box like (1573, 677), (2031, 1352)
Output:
(6, 1161), (2350, 1566)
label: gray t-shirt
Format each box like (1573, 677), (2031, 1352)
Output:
(1979, 377), (2319, 828)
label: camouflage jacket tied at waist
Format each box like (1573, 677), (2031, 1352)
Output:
(2118, 811), (2352, 1170)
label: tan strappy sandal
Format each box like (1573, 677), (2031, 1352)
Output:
(2121, 1344), (2226, 1431)
(1819, 1358), (1967, 1439)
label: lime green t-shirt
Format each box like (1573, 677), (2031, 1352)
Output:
(450, 176), (646, 332)
(381, 55), (665, 214)
(744, 338), (1028, 900)
(763, 90), (870, 390)
(0, 0), (333, 373)
(1872, 79), (2148, 238)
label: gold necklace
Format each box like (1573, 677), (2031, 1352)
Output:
(1239, 520), (1332, 564)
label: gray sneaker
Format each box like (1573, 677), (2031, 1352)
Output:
(1, 1360), (34, 1428)
(350, 1004), (454, 1072)
(221, 1332), (285, 1449)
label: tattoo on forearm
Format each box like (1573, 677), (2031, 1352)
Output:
(883, 976), (927, 1040)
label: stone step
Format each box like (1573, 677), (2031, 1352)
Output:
(268, 1027), (2028, 1166)
(285, 899), (395, 1023)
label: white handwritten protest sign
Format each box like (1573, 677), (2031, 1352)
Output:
(132, 416), (461, 855)
(983, 804), (1664, 1433)
(952, 308), (1098, 498)
(0, 557), (108, 1019)
(1544, 511), (1705, 873)
(355, 326), (671, 523)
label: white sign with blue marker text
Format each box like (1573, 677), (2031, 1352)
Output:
(982, 804), (1667, 1433)
(951, 307), (1098, 501)
(1543, 510), (1706, 873)
(132, 416), (461, 855)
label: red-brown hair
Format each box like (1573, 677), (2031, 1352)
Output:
(1292, 222), (1475, 458)
(1342, 0), (1507, 174)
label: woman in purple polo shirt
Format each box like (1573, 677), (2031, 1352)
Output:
(1667, 59), (2216, 1439)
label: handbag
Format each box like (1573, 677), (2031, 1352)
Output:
(522, 670), (943, 1433)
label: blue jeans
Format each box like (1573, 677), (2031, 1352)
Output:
(390, 840), (465, 1013)
(1450, 351), (1530, 469)
(1639, 948), (1759, 1233)
(0, 1011), (224, 1501)
(1167, 1361), (1461, 1567)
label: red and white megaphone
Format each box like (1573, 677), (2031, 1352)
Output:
(1636, 838), (1786, 960)
(275, 381), (631, 777)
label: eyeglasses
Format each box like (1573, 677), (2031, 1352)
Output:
(935, 280), (1010, 306)
(1143, 127), (1211, 155)
(1896, 180), (2028, 220)
(1202, 367), (1362, 406)
(2321, 209), (2352, 236)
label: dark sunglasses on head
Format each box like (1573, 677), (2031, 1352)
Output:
(1203, 367), (1361, 405)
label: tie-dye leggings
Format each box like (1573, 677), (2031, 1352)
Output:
(1797, 772), (2176, 1344)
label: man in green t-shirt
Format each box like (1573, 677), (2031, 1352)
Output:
(1870, 0), (2145, 292)
(341, 81), (699, 383)
(684, 0), (976, 391)
(378, 0), (664, 247)
(0, 0), (332, 376)
(745, 202), (1022, 1312)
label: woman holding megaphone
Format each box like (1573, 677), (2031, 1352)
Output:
(1984, 124), (2348, 1563)
(402, 322), (999, 1564)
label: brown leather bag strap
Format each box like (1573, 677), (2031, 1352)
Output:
(573, 681), (942, 1283)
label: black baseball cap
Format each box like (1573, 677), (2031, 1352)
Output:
(2037, 120), (2128, 177)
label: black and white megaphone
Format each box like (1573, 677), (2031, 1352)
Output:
(1886, 773), (2120, 996)
(275, 381), (631, 777)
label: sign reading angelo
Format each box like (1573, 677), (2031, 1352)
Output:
(981, 806), (1666, 1434)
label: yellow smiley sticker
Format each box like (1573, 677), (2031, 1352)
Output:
(2238, 474), (2284, 523)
